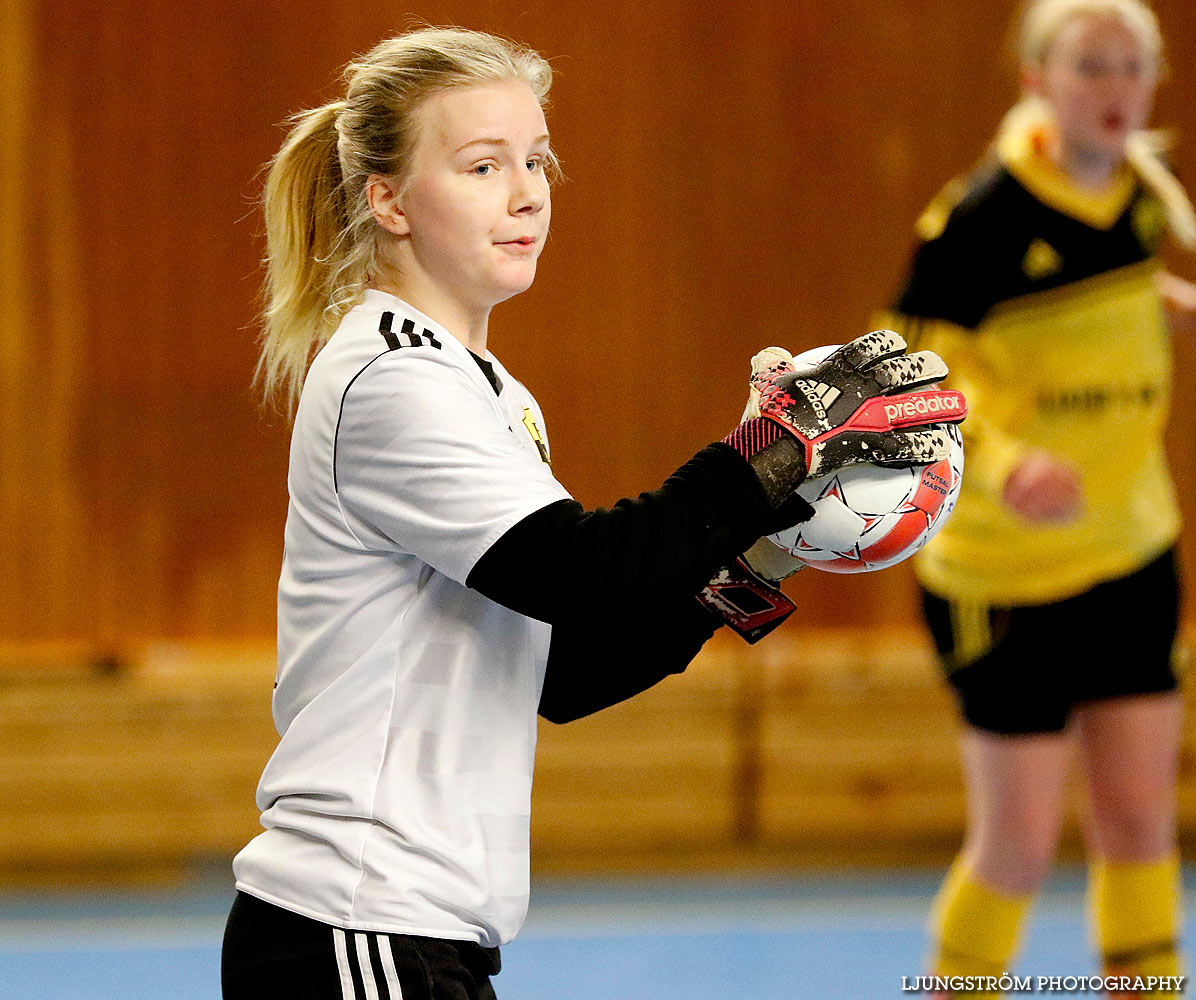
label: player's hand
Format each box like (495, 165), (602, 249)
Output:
(1002, 450), (1083, 523)
(710, 331), (967, 643)
(752, 329), (966, 479)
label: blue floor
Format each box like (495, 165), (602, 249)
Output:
(0, 866), (1182, 999)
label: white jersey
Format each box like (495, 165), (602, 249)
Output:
(233, 290), (572, 947)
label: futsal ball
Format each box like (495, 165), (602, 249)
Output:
(766, 346), (964, 574)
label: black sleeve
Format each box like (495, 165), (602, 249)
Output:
(536, 595), (720, 724)
(466, 442), (805, 623)
(466, 441), (809, 724)
(894, 167), (1018, 330)
(895, 223), (995, 330)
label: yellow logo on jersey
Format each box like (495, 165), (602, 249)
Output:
(1132, 197), (1167, 251)
(1022, 238), (1063, 280)
(521, 408), (552, 469)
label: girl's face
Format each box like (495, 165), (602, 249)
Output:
(1029, 14), (1158, 171)
(382, 79), (551, 323)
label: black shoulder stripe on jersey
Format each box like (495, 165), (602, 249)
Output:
(378, 311), (400, 350)
(378, 311), (443, 351)
(400, 317), (420, 348)
(399, 316), (443, 350)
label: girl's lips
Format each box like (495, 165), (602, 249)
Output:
(496, 237), (536, 252)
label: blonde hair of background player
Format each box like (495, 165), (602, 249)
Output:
(256, 27), (558, 412)
(1005, 0), (1196, 247)
(1018, 0), (1161, 67)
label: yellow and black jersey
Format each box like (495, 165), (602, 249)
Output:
(881, 124), (1180, 605)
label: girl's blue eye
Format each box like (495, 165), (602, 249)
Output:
(526, 157), (542, 171)
(475, 163), (492, 175)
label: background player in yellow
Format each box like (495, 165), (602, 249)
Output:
(880, 0), (1196, 995)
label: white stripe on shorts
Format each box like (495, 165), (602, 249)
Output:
(355, 933), (381, 1000)
(378, 937), (404, 999)
(333, 928), (356, 1000)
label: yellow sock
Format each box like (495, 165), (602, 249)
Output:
(1089, 854), (1184, 999)
(928, 859), (1032, 998)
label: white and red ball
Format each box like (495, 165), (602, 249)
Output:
(766, 346), (964, 574)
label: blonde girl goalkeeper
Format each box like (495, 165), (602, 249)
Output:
(220, 26), (963, 999)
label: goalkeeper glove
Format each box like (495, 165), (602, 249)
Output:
(704, 330), (967, 643)
(736, 328), (964, 479)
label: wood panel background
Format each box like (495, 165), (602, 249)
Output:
(2, 0), (1196, 643)
(2, 629), (1194, 883)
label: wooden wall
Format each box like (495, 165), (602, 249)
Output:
(3, 0), (1196, 643)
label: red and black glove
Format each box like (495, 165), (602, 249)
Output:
(705, 330), (968, 643)
(731, 329), (965, 481)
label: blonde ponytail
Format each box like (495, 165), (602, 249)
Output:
(1125, 131), (1196, 250)
(258, 101), (349, 411)
(255, 27), (556, 414)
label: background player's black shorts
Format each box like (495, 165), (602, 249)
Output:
(921, 548), (1182, 735)
(222, 890), (501, 1000)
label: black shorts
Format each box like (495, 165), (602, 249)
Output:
(222, 891), (502, 1000)
(921, 549), (1182, 735)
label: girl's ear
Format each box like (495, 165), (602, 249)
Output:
(366, 174), (410, 236)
